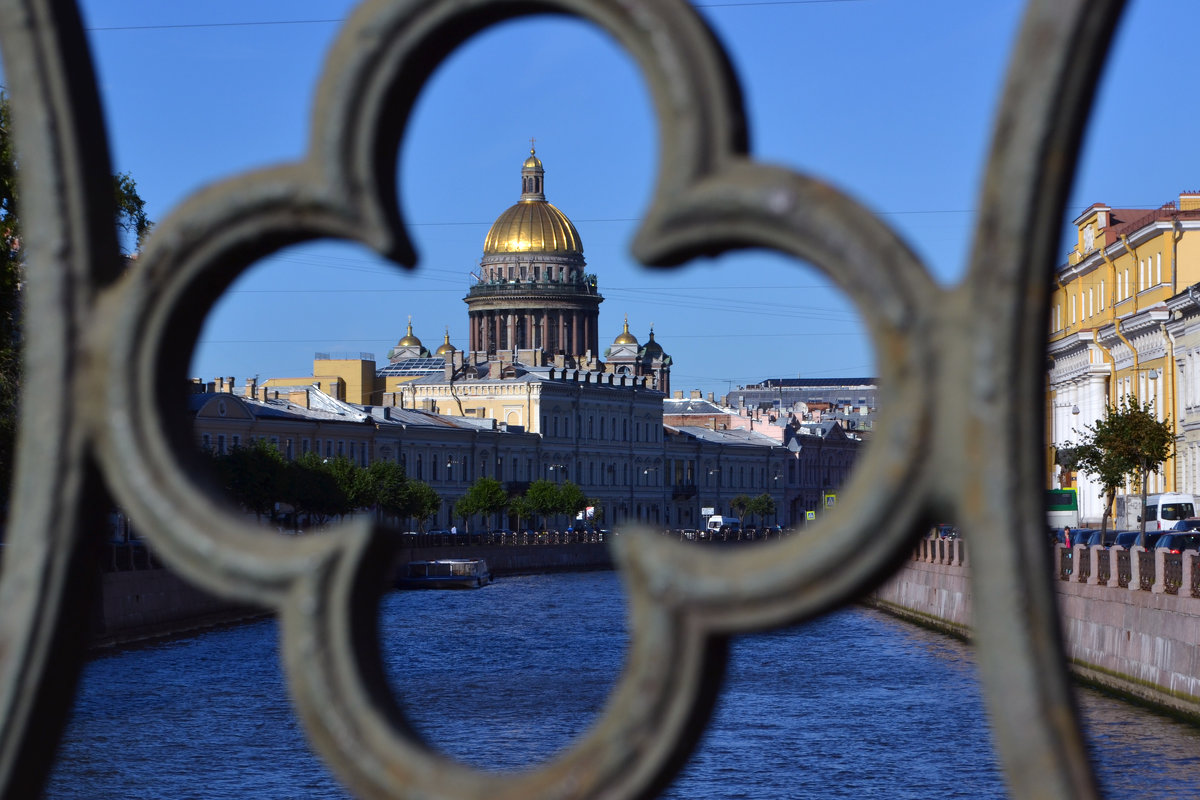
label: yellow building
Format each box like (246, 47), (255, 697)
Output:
(1048, 192), (1200, 523)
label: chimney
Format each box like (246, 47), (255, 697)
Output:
(244, 378), (257, 398)
(707, 392), (714, 402)
(673, 390), (684, 399)
(690, 390), (702, 399)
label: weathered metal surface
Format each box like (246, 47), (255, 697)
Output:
(0, 0), (1129, 798)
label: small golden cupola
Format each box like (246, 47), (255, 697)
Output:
(435, 328), (455, 356)
(614, 316), (639, 346)
(397, 319), (422, 348)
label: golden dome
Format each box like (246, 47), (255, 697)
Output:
(435, 329), (454, 356)
(397, 319), (422, 348)
(483, 202), (582, 255)
(614, 317), (638, 346)
(482, 147), (583, 255)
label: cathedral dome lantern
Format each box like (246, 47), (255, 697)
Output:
(435, 329), (455, 356)
(482, 146), (582, 256)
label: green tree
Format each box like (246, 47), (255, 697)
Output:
(401, 481), (441, 532)
(0, 91), (153, 502)
(455, 477), (508, 532)
(219, 439), (285, 522)
(1073, 395), (1173, 540)
(363, 460), (408, 525)
(730, 494), (752, 539)
(282, 452), (344, 530)
(524, 479), (560, 530)
(749, 493), (776, 528)
(586, 497), (604, 528)
(324, 456), (367, 519)
(558, 481), (588, 529)
(508, 494), (534, 532)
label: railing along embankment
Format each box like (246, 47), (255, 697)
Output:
(868, 538), (1200, 722)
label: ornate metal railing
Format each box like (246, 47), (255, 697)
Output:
(1096, 549), (1111, 586)
(1076, 548), (1092, 583)
(0, 0), (1127, 798)
(1117, 549), (1132, 588)
(1060, 547), (1074, 581)
(1139, 550), (1155, 591)
(1164, 553), (1183, 595)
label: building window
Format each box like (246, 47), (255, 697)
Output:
(202, 433), (211, 452)
(217, 434), (226, 455)
(1156, 252), (1162, 285)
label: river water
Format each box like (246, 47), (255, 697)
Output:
(45, 571), (1200, 798)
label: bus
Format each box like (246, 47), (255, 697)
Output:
(1047, 488), (1079, 529)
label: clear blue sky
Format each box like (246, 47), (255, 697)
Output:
(43, 0), (1200, 399)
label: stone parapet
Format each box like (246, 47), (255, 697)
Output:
(869, 545), (1200, 722)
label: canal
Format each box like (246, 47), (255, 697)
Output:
(45, 571), (1200, 798)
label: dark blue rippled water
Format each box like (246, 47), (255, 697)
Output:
(45, 571), (1200, 798)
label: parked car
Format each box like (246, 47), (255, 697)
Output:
(1083, 529), (1118, 547)
(1152, 533), (1200, 554)
(935, 524), (960, 539)
(1052, 528), (1095, 546)
(1170, 518), (1200, 532)
(1113, 530), (1165, 549)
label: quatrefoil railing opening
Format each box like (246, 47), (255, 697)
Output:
(0, 0), (1126, 798)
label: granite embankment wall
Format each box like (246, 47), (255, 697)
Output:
(867, 539), (1200, 721)
(396, 541), (612, 575)
(92, 569), (263, 648)
(93, 541), (612, 646)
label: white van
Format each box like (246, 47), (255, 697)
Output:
(1140, 492), (1197, 531)
(705, 515), (741, 537)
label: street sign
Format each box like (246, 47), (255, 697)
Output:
(701, 507), (714, 516)
(806, 510), (816, 521)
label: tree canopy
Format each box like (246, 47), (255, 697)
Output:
(1071, 394), (1173, 536)
(1, 91), (153, 501)
(454, 477), (508, 531)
